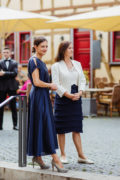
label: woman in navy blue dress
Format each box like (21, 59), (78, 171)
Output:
(27, 37), (67, 173)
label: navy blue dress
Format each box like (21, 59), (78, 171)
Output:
(27, 57), (58, 156)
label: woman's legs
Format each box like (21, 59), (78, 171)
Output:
(34, 155), (63, 168)
(58, 134), (66, 158)
(33, 156), (45, 164)
(51, 154), (63, 168)
(72, 132), (86, 159)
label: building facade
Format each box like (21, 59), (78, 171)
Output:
(0, 0), (120, 84)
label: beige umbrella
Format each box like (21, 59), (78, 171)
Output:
(0, 6), (69, 38)
(49, 5), (120, 31)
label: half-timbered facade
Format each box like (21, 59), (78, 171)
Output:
(0, 0), (120, 84)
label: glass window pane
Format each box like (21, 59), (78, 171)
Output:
(115, 39), (120, 59)
(20, 32), (31, 63)
(115, 32), (120, 36)
(5, 33), (14, 59)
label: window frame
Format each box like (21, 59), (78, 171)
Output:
(19, 32), (31, 64)
(5, 33), (15, 59)
(110, 32), (120, 65)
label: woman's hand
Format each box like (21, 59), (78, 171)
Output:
(0, 70), (5, 76)
(49, 83), (57, 91)
(71, 94), (80, 101)
(71, 91), (82, 101)
(64, 91), (82, 101)
(17, 89), (20, 94)
(65, 93), (79, 101)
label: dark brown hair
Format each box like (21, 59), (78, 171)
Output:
(55, 41), (72, 62)
(3, 47), (10, 51)
(32, 37), (47, 53)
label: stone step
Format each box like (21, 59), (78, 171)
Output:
(0, 161), (120, 180)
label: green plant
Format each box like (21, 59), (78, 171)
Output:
(82, 168), (87, 172)
(83, 70), (89, 84)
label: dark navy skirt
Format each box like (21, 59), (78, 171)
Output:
(54, 84), (83, 134)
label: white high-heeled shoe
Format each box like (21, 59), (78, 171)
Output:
(78, 157), (94, 164)
(60, 156), (69, 164)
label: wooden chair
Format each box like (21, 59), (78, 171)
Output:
(98, 85), (120, 117)
(107, 82), (116, 87)
(97, 82), (105, 88)
(94, 77), (101, 87)
(102, 77), (108, 83)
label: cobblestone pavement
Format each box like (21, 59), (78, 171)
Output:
(0, 110), (120, 177)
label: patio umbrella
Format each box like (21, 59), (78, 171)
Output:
(0, 6), (68, 38)
(49, 5), (120, 31)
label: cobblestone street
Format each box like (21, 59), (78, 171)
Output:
(0, 110), (120, 177)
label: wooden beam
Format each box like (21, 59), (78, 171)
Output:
(51, 30), (54, 63)
(92, 0), (97, 10)
(40, 0), (43, 9)
(108, 32), (110, 64)
(55, 11), (92, 17)
(6, 0), (11, 7)
(20, 0), (23, 10)
(103, 61), (114, 82)
(70, 0), (73, 6)
(31, 2), (120, 14)
(51, 0), (54, 15)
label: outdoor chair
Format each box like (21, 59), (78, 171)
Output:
(94, 77), (108, 88)
(107, 82), (116, 87)
(98, 85), (120, 117)
(102, 77), (108, 83)
(94, 77), (101, 87)
(97, 82), (105, 88)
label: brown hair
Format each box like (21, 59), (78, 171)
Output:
(55, 41), (72, 62)
(32, 36), (47, 53)
(3, 47), (10, 51)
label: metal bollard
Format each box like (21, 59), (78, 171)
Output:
(18, 96), (22, 167)
(0, 95), (27, 167)
(18, 96), (27, 167)
(22, 96), (27, 166)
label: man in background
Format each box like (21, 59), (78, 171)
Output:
(0, 47), (18, 130)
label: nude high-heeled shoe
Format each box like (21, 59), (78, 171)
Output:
(32, 157), (50, 169)
(51, 160), (68, 173)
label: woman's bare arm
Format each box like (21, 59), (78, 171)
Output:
(32, 68), (57, 90)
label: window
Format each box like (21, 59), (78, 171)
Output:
(19, 32), (31, 64)
(5, 33), (14, 59)
(112, 32), (120, 62)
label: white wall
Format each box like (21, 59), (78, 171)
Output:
(23, 0), (40, 10)
(73, 0), (92, 5)
(54, 0), (70, 7)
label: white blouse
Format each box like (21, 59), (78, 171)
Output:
(51, 60), (86, 97)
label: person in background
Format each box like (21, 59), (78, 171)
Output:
(16, 64), (27, 86)
(17, 76), (31, 96)
(52, 41), (94, 164)
(27, 37), (68, 173)
(0, 47), (18, 130)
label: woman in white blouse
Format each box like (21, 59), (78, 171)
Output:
(52, 41), (93, 164)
